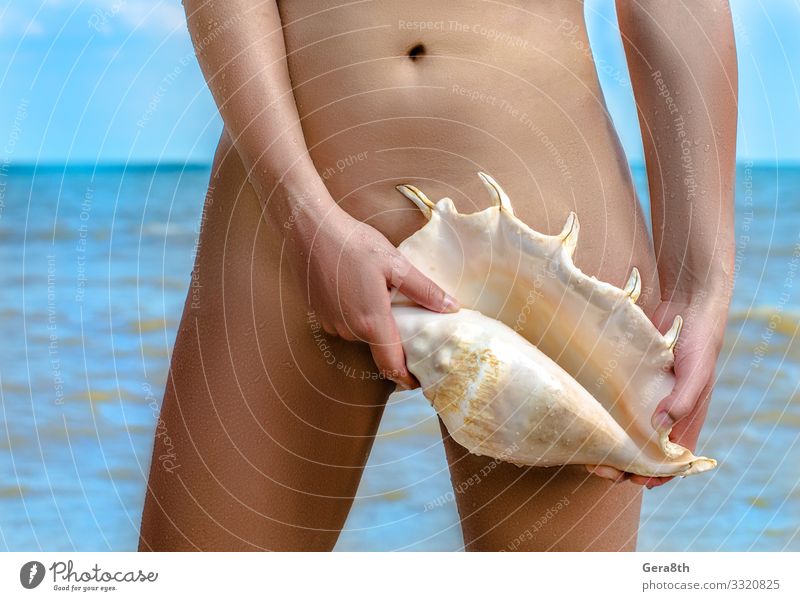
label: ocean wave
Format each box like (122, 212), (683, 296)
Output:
(729, 306), (800, 337)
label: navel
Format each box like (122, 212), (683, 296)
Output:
(407, 43), (426, 61)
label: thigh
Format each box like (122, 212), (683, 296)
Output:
(442, 424), (643, 551)
(139, 135), (392, 551)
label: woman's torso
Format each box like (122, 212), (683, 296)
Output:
(271, 0), (659, 309)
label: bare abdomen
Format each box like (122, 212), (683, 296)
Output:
(275, 0), (660, 307)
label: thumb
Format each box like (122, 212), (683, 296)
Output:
(391, 258), (459, 313)
(367, 314), (418, 390)
(652, 351), (712, 434)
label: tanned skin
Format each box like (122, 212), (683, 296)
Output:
(139, 1), (736, 551)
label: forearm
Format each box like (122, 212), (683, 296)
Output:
(617, 0), (738, 303)
(184, 0), (332, 229)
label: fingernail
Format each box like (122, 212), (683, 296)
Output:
(590, 465), (621, 481)
(443, 294), (460, 313)
(651, 410), (673, 434)
(390, 378), (409, 391)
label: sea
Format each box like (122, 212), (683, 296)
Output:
(0, 162), (798, 551)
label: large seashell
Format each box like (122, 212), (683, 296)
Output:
(391, 173), (715, 477)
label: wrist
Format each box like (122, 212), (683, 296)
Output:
(255, 169), (338, 236)
(659, 280), (732, 318)
(659, 253), (734, 305)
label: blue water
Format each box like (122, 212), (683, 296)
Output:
(0, 163), (798, 551)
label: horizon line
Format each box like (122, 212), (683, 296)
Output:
(4, 159), (798, 170)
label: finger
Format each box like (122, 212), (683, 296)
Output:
(335, 324), (358, 342)
(367, 317), (418, 390)
(651, 353), (713, 434)
(390, 257), (459, 313)
(630, 475), (674, 489)
(585, 464), (628, 483)
(668, 382), (713, 448)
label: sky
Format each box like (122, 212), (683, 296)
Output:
(0, 0), (798, 165)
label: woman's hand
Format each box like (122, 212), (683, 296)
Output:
(631, 294), (729, 488)
(286, 204), (459, 390)
(184, 0), (459, 389)
(587, 293), (730, 488)
(613, 0), (737, 488)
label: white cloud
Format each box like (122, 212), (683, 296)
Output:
(0, 4), (47, 37)
(115, 1), (186, 35)
(82, 0), (185, 36)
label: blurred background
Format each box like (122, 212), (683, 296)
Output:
(0, 0), (798, 551)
